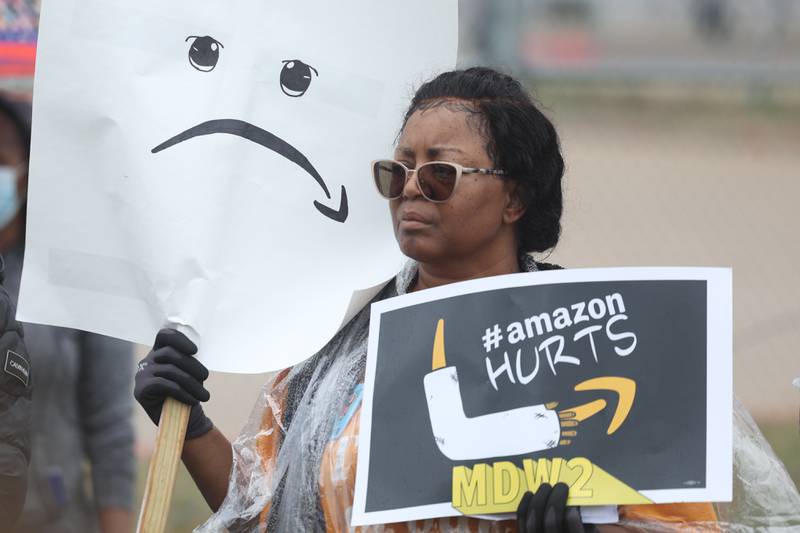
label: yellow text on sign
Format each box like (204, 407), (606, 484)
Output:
(451, 457), (651, 515)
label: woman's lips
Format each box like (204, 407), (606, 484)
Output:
(398, 210), (433, 230)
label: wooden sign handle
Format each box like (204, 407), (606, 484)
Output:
(136, 397), (191, 533)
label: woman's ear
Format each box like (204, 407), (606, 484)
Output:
(502, 182), (526, 225)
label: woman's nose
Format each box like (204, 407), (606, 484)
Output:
(401, 169), (423, 199)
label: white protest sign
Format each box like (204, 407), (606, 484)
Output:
(19, 1), (457, 372)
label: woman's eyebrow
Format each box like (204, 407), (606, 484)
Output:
(396, 146), (415, 158)
(395, 145), (466, 160)
(427, 146), (465, 159)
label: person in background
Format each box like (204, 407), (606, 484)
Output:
(0, 258), (32, 532)
(0, 93), (136, 533)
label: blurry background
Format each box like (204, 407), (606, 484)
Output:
(2, 0), (799, 530)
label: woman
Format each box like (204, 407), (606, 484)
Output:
(135, 68), (718, 532)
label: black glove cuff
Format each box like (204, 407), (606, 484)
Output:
(185, 405), (214, 440)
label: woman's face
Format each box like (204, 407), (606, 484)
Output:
(390, 102), (522, 265)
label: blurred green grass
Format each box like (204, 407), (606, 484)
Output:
(134, 420), (799, 531)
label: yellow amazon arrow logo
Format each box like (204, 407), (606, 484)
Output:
(559, 377), (636, 435)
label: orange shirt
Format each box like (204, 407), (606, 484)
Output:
(256, 373), (718, 532)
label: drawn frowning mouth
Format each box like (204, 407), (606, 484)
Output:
(151, 119), (348, 222)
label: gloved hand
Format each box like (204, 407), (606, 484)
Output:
(517, 483), (597, 533)
(134, 328), (213, 439)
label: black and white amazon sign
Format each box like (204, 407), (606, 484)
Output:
(352, 267), (732, 526)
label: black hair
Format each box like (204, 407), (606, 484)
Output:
(0, 93), (31, 160)
(402, 67), (564, 254)
(0, 93), (32, 245)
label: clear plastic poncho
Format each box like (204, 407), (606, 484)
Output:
(197, 261), (800, 532)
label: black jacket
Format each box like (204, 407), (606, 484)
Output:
(0, 270), (31, 533)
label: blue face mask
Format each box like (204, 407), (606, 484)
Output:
(0, 166), (21, 230)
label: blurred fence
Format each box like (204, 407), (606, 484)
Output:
(5, 1), (800, 90)
(460, 0), (800, 86)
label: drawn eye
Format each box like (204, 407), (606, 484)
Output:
(280, 60), (318, 97)
(186, 36), (224, 72)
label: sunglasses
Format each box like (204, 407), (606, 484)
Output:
(372, 159), (507, 203)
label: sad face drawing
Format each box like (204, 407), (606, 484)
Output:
(20, 0), (458, 372)
(154, 37), (347, 222)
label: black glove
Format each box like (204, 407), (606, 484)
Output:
(134, 328), (213, 439)
(517, 483), (597, 533)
